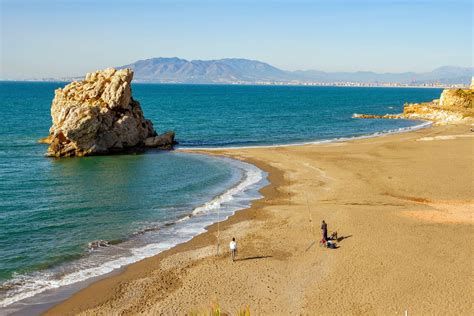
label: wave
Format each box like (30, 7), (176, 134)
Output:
(0, 157), (267, 310)
(192, 160), (263, 216)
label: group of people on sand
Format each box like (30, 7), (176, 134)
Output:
(228, 219), (336, 261)
(321, 220), (337, 248)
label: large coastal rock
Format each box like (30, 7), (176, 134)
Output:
(353, 85), (473, 125)
(439, 89), (473, 109)
(41, 68), (176, 157)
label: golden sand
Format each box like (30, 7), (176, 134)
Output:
(45, 123), (473, 315)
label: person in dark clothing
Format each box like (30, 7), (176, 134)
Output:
(321, 220), (328, 241)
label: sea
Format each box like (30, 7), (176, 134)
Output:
(0, 82), (441, 313)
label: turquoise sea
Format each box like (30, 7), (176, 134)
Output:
(0, 82), (441, 311)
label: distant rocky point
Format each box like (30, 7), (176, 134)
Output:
(40, 68), (176, 157)
(353, 79), (474, 125)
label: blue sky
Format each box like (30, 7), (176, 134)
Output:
(1, 0), (472, 79)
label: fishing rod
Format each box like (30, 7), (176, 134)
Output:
(304, 192), (317, 252)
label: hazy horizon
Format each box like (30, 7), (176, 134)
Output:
(1, 0), (472, 79)
(3, 56), (472, 80)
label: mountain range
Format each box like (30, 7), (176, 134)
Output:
(119, 57), (473, 85)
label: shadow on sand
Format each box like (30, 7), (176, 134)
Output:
(336, 235), (352, 242)
(236, 255), (273, 262)
(327, 234), (353, 249)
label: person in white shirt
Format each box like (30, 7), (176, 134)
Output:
(229, 237), (237, 262)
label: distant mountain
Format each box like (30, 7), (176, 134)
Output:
(119, 57), (289, 83)
(119, 57), (472, 85)
(294, 66), (473, 84)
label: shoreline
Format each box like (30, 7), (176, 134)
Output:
(2, 118), (428, 313)
(2, 118), (434, 311)
(43, 155), (286, 315)
(7, 121), (474, 315)
(0, 155), (268, 314)
(178, 119), (433, 150)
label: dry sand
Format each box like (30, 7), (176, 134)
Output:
(45, 124), (473, 315)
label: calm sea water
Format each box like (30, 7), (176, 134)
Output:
(133, 84), (440, 147)
(0, 82), (441, 309)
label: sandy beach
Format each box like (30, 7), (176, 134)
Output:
(45, 123), (473, 315)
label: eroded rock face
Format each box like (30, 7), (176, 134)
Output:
(41, 68), (174, 157)
(439, 89), (473, 110)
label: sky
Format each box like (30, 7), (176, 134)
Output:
(0, 0), (472, 79)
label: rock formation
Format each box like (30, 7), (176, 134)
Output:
(353, 87), (473, 125)
(40, 68), (176, 157)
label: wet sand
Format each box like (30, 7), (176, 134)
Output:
(45, 123), (473, 315)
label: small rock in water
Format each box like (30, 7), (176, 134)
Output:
(144, 131), (178, 149)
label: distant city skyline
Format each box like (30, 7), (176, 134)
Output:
(1, 0), (472, 80)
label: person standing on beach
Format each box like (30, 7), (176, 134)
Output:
(321, 220), (328, 241)
(229, 237), (237, 262)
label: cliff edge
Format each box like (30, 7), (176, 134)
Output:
(40, 68), (175, 157)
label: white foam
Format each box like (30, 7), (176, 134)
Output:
(1, 240), (178, 308)
(0, 156), (267, 309)
(192, 159), (263, 216)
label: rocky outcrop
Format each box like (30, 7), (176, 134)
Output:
(40, 68), (176, 157)
(353, 87), (473, 125)
(144, 131), (176, 149)
(439, 89), (473, 110)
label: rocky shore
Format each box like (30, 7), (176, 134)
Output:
(353, 82), (474, 125)
(40, 68), (176, 157)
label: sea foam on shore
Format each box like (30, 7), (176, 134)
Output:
(0, 156), (267, 312)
